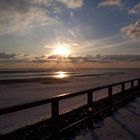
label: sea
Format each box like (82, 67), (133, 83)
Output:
(0, 68), (140, 80)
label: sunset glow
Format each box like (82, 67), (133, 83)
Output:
(53, 45), (70, 57)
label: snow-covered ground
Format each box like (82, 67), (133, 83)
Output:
(0, 72), (140, 135)
(76, 96), (140, 140)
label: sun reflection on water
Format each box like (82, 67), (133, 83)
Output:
(54, 71), (68, 79)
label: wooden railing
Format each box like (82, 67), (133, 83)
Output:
(0, 78), (140, 139)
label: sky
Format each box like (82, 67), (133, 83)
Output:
(0, 0), (140, 69)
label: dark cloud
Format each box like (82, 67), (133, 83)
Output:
(0, 52), (16, 59)
(48, 55), (63, 60)
(1, 52), (140, 64)
(35, 55), (46, 59)
(33, 55), (49, 63)
(39, 54), (140, 63)
(67, 56), (84, 63)
(95, 54), (140, 62)
(32, 59), (48, 63)
(33, 55), (92, 63)
(0, 52), (31, 64)
(68, 54), (140, 63)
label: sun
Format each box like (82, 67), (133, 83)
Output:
(53, 45), (70, 57)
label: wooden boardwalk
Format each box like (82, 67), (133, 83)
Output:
(76, 96), (140, 140)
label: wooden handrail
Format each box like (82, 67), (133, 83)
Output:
(0, 78), (139, 116)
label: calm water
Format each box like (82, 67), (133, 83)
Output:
(0, 68), (140, 80)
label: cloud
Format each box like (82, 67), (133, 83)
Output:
(95, 54), (140, 62)
(128, 2), (140, 14)
(12, 53), (96, 64)
(48, 55), (63, 59)
(121, 20), (140, 40)
(0, 0), (58, 35)
(98, 0), (122, 7)
(30, 0), (53, 6)
(57, 0), (84, 9)
(0, 52), (16, 59)
(0, 0), (30, 14)
(0, 52), (32, 64)
(68, 54), (140, 63)
(44, 54), (97, 63)
(1, 52), (140, 64)
(45, 54), (140, 63)
(32, 59), (49, 63)
(32, 55), (50, 63)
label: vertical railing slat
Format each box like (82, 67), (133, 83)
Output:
(121, 83), (125, 92)
(131, 80), (134, 88)
(51, 98), (60, 139)
(121, 82), (126, 103)
(138, 79), (140, 87)
(87, 90), (94, 128)
(88, 90), (93, 107)
(108, 86), (113, 113)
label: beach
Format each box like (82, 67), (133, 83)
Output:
(0, 68), (140, 135)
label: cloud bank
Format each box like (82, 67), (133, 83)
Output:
(1, 52), (140, 64)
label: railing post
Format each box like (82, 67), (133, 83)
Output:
(131, 80), (134, 88)
(51, 98), (60, 139)
(88, 90), (93, 107)
(138, 79), (140, 87)
(121, 83), (125, 92)
(108, 86), (112, 114)
(138, 79), (140, 94)
(121, 82), (126, 103)
(87, 90), (94, 128)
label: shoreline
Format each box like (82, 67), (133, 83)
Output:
(0, 77), (70, 85)
(0, 71), (126, 84)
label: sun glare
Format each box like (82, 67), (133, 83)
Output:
(53, 45), (70, 57)
(55, 71), (68, 78)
